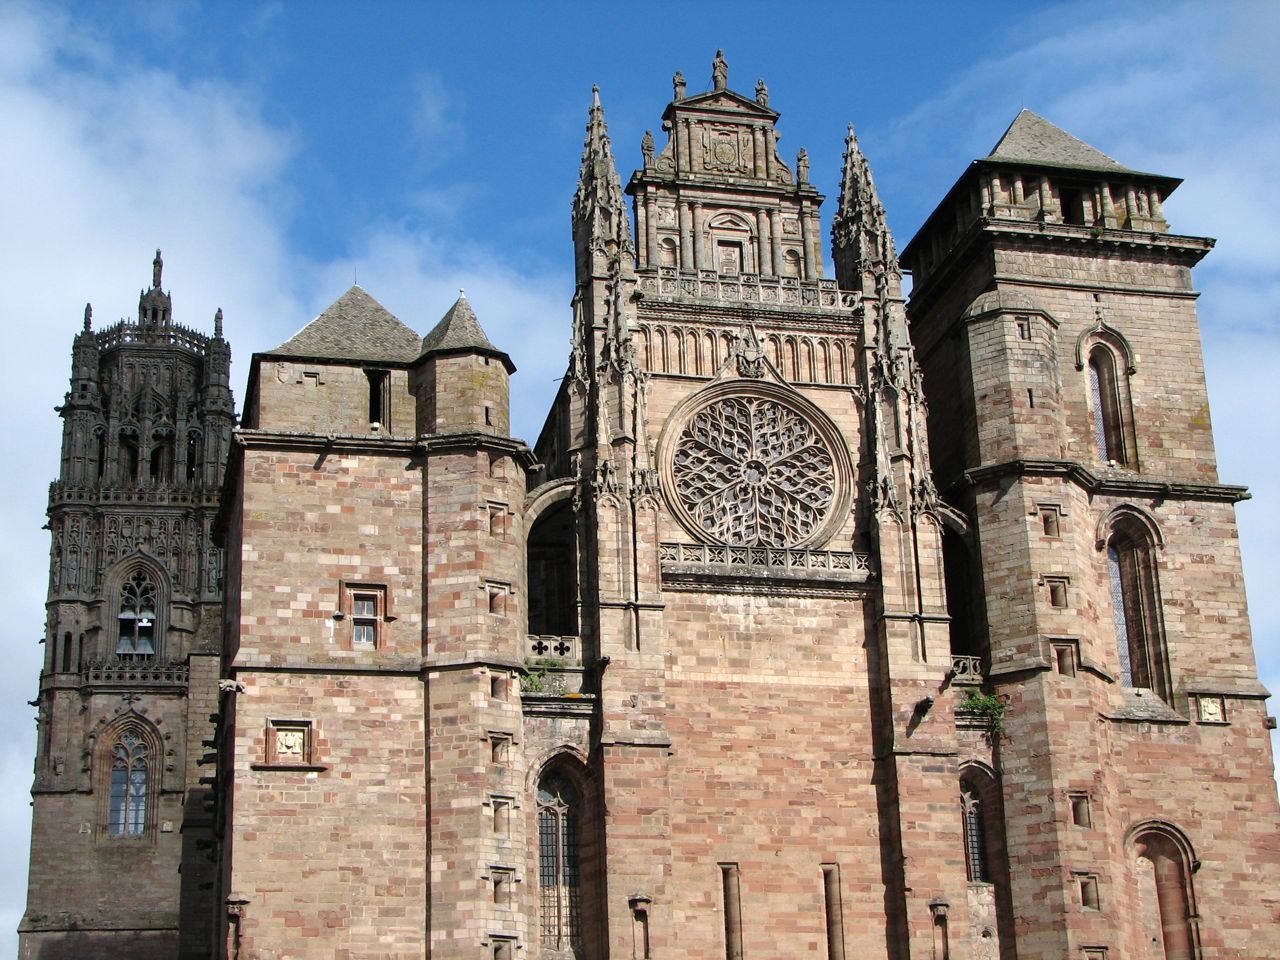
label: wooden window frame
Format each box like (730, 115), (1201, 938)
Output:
(337, 581), (392, 650)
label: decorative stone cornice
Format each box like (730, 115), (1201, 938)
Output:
(958, 458), (1248, 503)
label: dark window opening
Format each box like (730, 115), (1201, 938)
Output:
(116, 569), (158, 660)
(366, 369), (389, 427)
(1088, 346), (1128, 465)
(527, 501), (578, 637)
(1060, 186), (1087, 225)
(1108, 524), (1168, 699)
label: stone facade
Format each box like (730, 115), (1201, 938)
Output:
(22, 58), (1280, 960)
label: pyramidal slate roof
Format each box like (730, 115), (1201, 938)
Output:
(419, 292), (514, 373)
(267, 286), (422, 364)
(986, 109), (1132, 173)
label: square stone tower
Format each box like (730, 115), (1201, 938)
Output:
(900, 110), (1280, 958)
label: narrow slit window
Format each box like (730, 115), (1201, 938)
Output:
(366, 369), (389, 427)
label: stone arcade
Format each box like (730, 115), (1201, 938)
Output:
(21, 55), (1280, 960)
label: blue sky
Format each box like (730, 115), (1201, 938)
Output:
(1, 1), (1277, 950)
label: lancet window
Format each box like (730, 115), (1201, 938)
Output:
(107, 730), (149, 837)
(538, 772), (582, 953)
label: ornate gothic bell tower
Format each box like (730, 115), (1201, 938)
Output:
(21, 252), (234, 960)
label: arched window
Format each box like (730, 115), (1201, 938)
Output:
(1088, 346), (1126, 464)
(538, 772), (582, 953)
(1130, 823), (1201, 960)
(116, 568), (159, 659)
(108, 729), (149, 837)
(1105, 513), (1168, 700)
(959, 766), (1017, 959)
(961, 788), (988, 881)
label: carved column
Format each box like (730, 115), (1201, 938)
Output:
(1012, 173), (1025, 205)
(692, 202), (705, 272)
(679, 202), (693, 272)
(800, 201), (814, 280)
(756, 208), (771, 277)
(1038, 176), (1053, 221)
(644, 196), (658, 268)
(637, 198), (648, 269)
(769, 208), (783, 276)
(808, 210), (824, 278)
(751, 126), (766, 178)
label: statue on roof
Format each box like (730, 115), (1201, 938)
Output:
(797, 148), (809, 184)
(712, 50), (728, 91)
(641, 130), (655, 168)
(152, 249), (163, 290)
(673, 71), (686, 101)
(756, 78), (769, 107)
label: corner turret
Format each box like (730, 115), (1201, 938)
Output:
(414, 291), (514, 436)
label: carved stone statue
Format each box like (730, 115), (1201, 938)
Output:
(673, 71), (686, 101)
(712, 50), (728, 91)
(755, 78), (769, 107)
(797, 148), (810, 184)
(152, 249), (163, 289)
(641, 129), (655, 168)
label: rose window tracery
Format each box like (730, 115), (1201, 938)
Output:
(670, 394), (840, 547)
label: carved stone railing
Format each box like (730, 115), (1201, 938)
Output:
(525, 634), (581, 666)
(49, 481), (222, 508)
(659, 541), (871, 586)
(81, 658), (189, 686)
(96, 319), (211, 354)
(638, 267), (845, 309)
(950, 655), (985, 685)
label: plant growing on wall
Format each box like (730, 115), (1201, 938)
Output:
(960, 690), (1007, 738)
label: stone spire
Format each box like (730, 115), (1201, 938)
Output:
(832, 125), (901, 297)
(572, 85), (635, 284)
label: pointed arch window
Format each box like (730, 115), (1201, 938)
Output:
(117, 569), (158, 659)
(1131, 824), (1201, 959)
(961, 788), (988, 882)
(1083, 336), (1136, 468)
(1106, 515), (1169, 700)
(108, 730), (149, 837)
(538, 772), (582, 953)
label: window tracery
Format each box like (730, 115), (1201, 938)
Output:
(538, 772), (582, 954)
(668, 391), (846, 548)
(106, 728), (150, 838)
(116, 568), (158, 659)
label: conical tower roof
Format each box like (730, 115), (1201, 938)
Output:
(267, 286), (422, 364)
(419, 291), (514, 373)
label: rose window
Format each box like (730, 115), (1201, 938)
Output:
(670, 394), (840, 547)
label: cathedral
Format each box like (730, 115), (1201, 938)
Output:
(21, 54), (1280, 959)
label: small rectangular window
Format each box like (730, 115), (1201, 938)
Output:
(1051, 640), (1078, 678)
(491, 867), (514, 906)
(490, 733), (511, 765)
(1044, 576), (1069, 609)
(1077, 874), (1100, 910)
(341, 582), (388, 650)
(488, 502), (508, 538)
(491, 938), (514, 960)
(1015, 315), (1031, 340)
(490, 674), (509, 701)
(487, 583), (508, 617)
(366, 369), (389, 427)
(492, 797), (512, 836)
(1069, 793), (1092, 828)
(1039, 505), (1063, 538)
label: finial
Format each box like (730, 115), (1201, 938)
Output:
(592, 84), (600, 107)
(459, 288), (466, 299)
(755, 78), (769, 107)
(214, 307), (223, 338)
(673, 70), (686, 101)
(712, 49), (728, 92)
(152, 248), (163, 289)
(83, 303), (92, 331)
